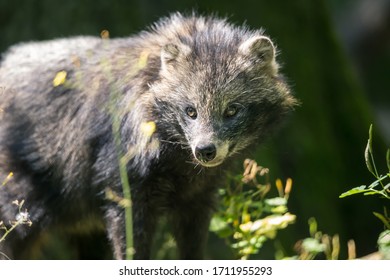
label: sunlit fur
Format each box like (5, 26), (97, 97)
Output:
(0, 13), (296, 260)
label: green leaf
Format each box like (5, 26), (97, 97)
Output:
(363, 191), (380, 196)
(368, 124), (373, 151)
(373, 212), (390, 229)
(209, 216), (232, 238)
(367, 179), (380, 189)
(271, 205), (288, 214)
(265, 197), (287, 206)
(339, 186), (367, 198)
(232, 240), (249, 249)
(387, 149), (390, 172)
(365, 124), (380, 177)
(365, 138), (375, 176)
(308, 217), (318, 237)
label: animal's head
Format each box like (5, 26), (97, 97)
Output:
(149, 16), (297, 167)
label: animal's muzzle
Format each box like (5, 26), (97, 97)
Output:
(195, 143), (217, 163)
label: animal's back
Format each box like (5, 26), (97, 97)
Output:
(0, 36), (126, 259)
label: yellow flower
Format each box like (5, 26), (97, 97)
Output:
(140, 121), (156, 137)
(53, 71), (67, 87)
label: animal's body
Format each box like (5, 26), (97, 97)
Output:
(0, 13), (296, 259)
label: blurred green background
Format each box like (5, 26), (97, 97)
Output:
(1, 0), (389, 259)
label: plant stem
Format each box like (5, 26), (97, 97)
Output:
(105, 50), (134, 259)
(111, 111), (134, 260)
(0, 220), (22, 243)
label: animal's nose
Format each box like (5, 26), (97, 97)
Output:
(195, 143), (217, 162)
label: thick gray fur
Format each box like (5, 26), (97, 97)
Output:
(0, 13), (296, 259)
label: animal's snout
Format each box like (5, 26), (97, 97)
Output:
(195, 143), (217, 163)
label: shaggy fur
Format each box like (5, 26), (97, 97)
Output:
(0, 13), (296, 259)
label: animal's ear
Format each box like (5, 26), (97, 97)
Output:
(238, 35), (277, 73)
(161, 43), (190, 73)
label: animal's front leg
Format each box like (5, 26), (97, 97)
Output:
(104, 196), (157, 260)
(171, 202), (213, 259)
(104, 205), (126, 260)
(131, 195), (157, 260)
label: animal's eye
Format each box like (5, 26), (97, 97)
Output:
(185, 106), (197, 119)
(224, 104), (239, 118)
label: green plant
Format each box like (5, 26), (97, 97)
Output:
(340, 125), (390, 228)
(339, 124), (390, 259)
(0, 199), (32, 244)
(287, 217), (357, 260)
(109, 88), (134, 260)
(102, 35), (152, 259)
(0, 172), (32, 259)
(210, 159), (296, 260)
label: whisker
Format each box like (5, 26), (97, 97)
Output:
(160, 139), (193, 153)
(196, 166), (205, 175)
(160, 139), (183, 145)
